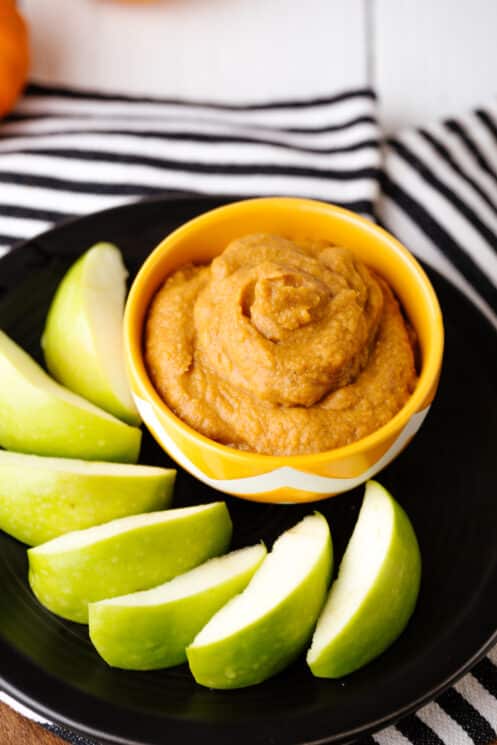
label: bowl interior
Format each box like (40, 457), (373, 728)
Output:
(126, 198), (443, 456)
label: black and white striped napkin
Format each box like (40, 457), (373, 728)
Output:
(0, 83), (380, 251)
(0, 83), (496, 745)
(381, 103), (497, 328)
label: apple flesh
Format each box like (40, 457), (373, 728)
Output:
(89, 543), (267, 670)
(186, 513), (332, 689)
(28, 502), (232, 623)
(42, 242), (139, 425)
(0, 450), (175, 545)
(0, 330), (141, 462)
(307, 480), (421, 678)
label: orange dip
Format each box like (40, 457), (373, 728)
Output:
(145, 234), (417, 455)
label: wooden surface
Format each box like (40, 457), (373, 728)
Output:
(0, 701), (64, 745)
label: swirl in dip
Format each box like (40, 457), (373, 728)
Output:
(145, 234), (417, 456)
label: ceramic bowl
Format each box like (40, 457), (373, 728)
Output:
(124, 197), (444, 503)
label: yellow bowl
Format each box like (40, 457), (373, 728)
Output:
(124, 197), (444, 504)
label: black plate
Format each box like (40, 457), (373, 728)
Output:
(0, 196), (496, 745)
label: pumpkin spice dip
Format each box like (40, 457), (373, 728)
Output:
(145, 234), (417, 456)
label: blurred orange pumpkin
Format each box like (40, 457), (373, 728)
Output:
(0, 0), (29, 117)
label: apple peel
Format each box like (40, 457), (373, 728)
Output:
(42, 242), (139, 425)
(0, 330), (141, 462)
(187, 513), (333, 689)
(307, 480), (421, 678)
(89, 543), (266, 670)
(28, 502), (232, 623)
(0, 450), (175, 545)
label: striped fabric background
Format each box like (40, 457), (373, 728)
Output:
(0, 84), (380, 252)
(380, 100), (497, 329)
(0, 84), (496, 745)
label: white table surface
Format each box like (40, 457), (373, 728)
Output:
(19, 0), (497, 132)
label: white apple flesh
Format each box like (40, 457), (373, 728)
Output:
(89, 543), (267, 670)
(28, 502), (232, 623)
(42, 243), (139, 425)
(0, 450), (175, 545)
(307, 480), (421, 678)
(187, 513), (333, 689)
(0, 330), (141, 462)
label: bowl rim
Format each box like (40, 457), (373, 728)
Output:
(124, 196), (444, 467)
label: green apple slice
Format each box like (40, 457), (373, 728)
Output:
(307, 480), (421, 678)
(0, 450), (175, 546)
(0, 330), (141, 462)
(28, 501), (232, 623)
(186, 513), (332, 689)
(89, 543), (267, 670)
(42, 243), (139, 425)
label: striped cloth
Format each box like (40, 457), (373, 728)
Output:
(0, 83), (380, 252)
(380, 102), (497, 328)
(0, 84), (497, 745)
